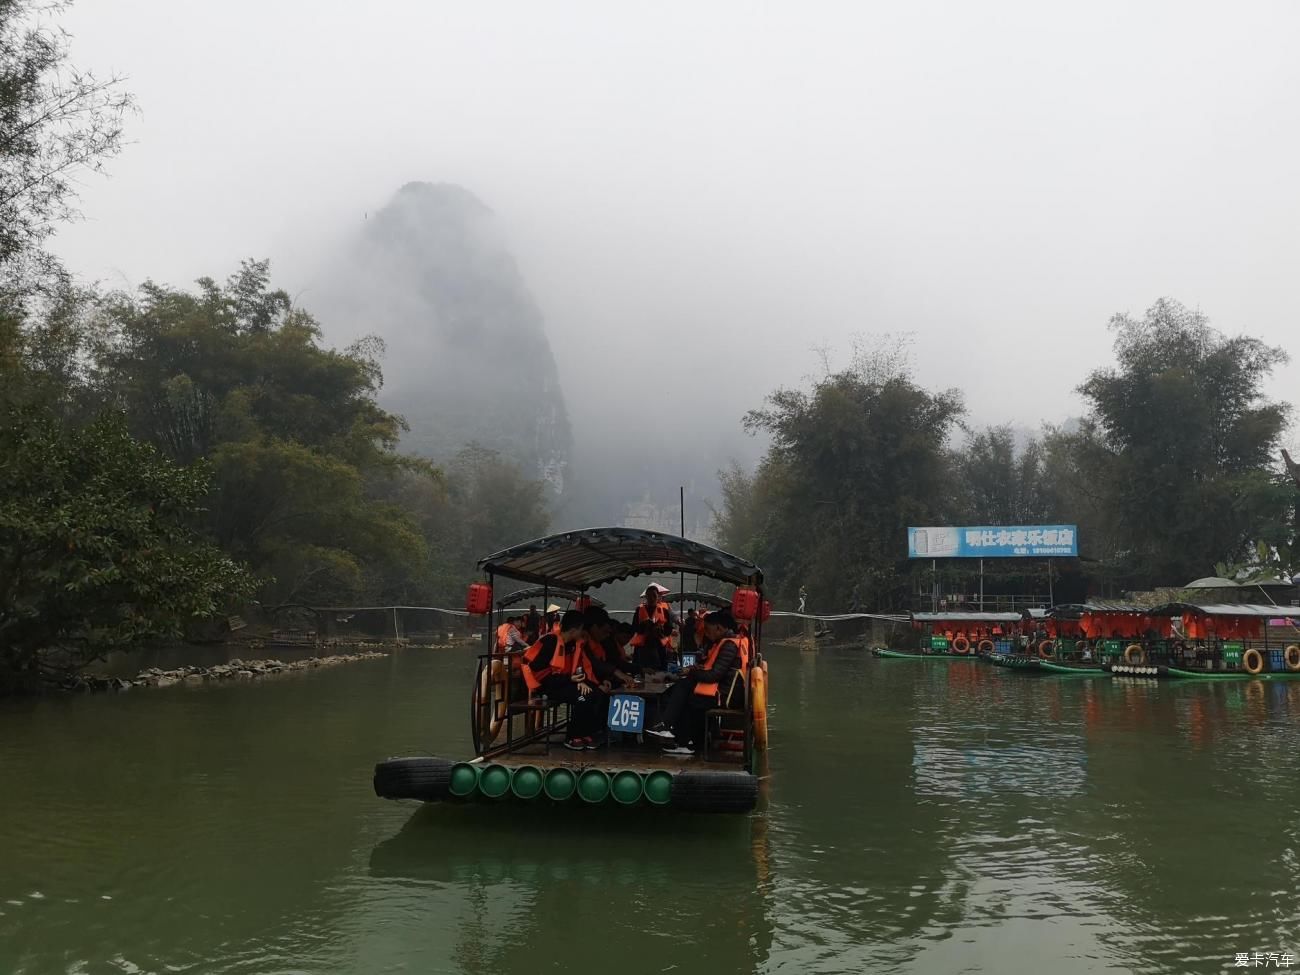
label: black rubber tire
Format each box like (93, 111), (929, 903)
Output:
(373, 756), (455, 801)
(670, 770), (759, 813)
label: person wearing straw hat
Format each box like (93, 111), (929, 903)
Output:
(630, 582), (676, 672)
(544, 603), (563, 636)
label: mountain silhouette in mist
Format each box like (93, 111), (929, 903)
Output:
(320, 182), (571, 492)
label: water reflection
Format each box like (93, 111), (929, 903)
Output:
(368, 801), (775, 975)
(2, 643), (1299, 974)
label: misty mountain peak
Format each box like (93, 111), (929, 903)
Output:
(316, 182), (571, 493)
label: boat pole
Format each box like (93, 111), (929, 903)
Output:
(979, 558), (984, 612)
(1048, 558), (1055, 606)
(679, 485), (686, 599)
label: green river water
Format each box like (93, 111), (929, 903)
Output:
(2, 645), (1298, 974)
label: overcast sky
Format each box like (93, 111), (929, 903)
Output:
(53, 0), (1300, 452)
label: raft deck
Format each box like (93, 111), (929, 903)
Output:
(476, 743), (745, 775)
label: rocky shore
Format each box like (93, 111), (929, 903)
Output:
(65, 650), (390, 693)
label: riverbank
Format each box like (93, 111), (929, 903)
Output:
(64, 649), (393, 693)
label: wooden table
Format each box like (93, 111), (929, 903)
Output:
(617, 672), (680, 699)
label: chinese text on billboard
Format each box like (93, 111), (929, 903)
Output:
(907, 525), (1078, 558)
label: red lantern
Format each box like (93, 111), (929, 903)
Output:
(575, 595), (592, 612)
(760, 599), (772, 623)
(465, 582), (492, 615)
(731, 586), (760, 620)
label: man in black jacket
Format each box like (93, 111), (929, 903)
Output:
(525, 609), (604, 751)
(582, 607), (636, 690)
(646, 610), (744, 755)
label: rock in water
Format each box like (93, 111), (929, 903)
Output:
(318, 182), (571, 494)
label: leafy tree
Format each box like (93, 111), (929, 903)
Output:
(384, 444), (551, 603)
(0, 411), (253, 692)
(87, 261), (436, 605)
(951, 426), (1055, 525)
(1074, 298), (1293, 585)
(1, 0), (133, 299)
(716, 345), (964, 608)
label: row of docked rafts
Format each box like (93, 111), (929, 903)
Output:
(873, 602), (1300, 679)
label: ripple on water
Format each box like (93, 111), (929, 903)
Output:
(3, 646), (1300, 974)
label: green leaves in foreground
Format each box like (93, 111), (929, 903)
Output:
(0, 411), (253, 691)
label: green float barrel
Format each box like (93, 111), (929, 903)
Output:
(577, 768), (611, 804)
(643, 770), (673, 806)
(510, 764), (544, 800)
(543, 767), (577, 801)
(449, 762), (480, 798)
(478, 764), (511, 800)
(610, 770), (644, 805)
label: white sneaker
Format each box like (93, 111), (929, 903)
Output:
(662, 744), (695, 757)
(645, 724), (675, 740)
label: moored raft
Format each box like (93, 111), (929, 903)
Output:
(871, 647), (976, 660)
(1036, 658), (1107, 676)
(985, 653), (1047, 673)
(875, 611), (1023, 660)
(1093, 603), (1300, 679)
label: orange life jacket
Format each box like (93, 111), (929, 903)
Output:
(552, 637), (600, 687)
(631, 602), (669, 647)
(522, 634), (566, 693)
(549, 635), (598, 674)
(495, 623), (513, 652)
(584, 635), (623, 668)
(694, 634), (747, 700)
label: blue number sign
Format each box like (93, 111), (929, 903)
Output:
(607, 694), (645, 733)
(680, 653), (697, 668)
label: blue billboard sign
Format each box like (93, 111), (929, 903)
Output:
(907, 525), (1077, 558)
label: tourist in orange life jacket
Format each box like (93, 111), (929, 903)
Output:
(646, 609), (746, 756)
(581, 607), (637, 689)
(523, 609), (606, 751)
(495, 616), (529, 653)
(630, 583), (677, 672)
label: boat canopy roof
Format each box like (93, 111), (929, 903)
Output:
(912, 611), (1022, 623)
(495, 586), (602, 610)
(478, 527), (763, 590)
(1049, 601), (1150, 618)
(665, 590), (730, 608)
(1149, 603), (1300, 619)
